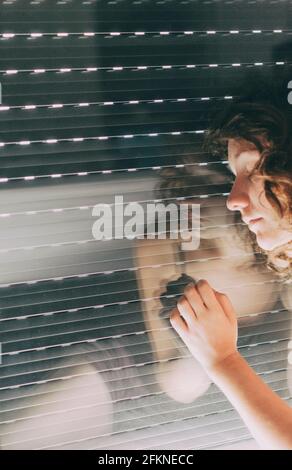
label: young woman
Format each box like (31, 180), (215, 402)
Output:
(169, 99), (292, 449)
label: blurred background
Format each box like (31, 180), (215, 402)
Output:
(0, 0), (291, 450)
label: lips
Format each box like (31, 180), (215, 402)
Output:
(243, 217), (263, 225)
(246, 217), (263, 226)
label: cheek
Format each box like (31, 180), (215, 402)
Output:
(252, 181), (280, 223)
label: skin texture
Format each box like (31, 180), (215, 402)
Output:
(227, 138), (292, 251)
(170, 138), (292, 449)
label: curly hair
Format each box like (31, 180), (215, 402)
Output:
(204, 98), (292, 282)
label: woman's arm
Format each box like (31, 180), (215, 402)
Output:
(170, 279), (292, 450)
(206, 351), (292, 449)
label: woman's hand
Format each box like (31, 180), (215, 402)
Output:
(169, 279), (238, 372)
(170, 279), (292, 449)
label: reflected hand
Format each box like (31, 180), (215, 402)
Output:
(169, 279), (238, 372)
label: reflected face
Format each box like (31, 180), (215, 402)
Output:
(226, 138), (292, 251)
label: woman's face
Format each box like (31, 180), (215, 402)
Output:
(226, 138), (292, 251)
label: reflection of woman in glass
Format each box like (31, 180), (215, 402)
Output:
(135, 105), (281, 405)
(170, 99), (292, 449)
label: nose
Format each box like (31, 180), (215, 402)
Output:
(226, 177), (250, 212)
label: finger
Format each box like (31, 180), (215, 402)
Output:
(169, 307), (189, 336)
(194, 279), (220, 310)
(214, 291), (237, 325)
(183, 282), (207, 317)
(177, 294), (198, 326)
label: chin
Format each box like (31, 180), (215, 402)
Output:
(256, 233), (282, 251)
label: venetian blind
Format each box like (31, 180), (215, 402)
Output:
(0, 0), (291, 450)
